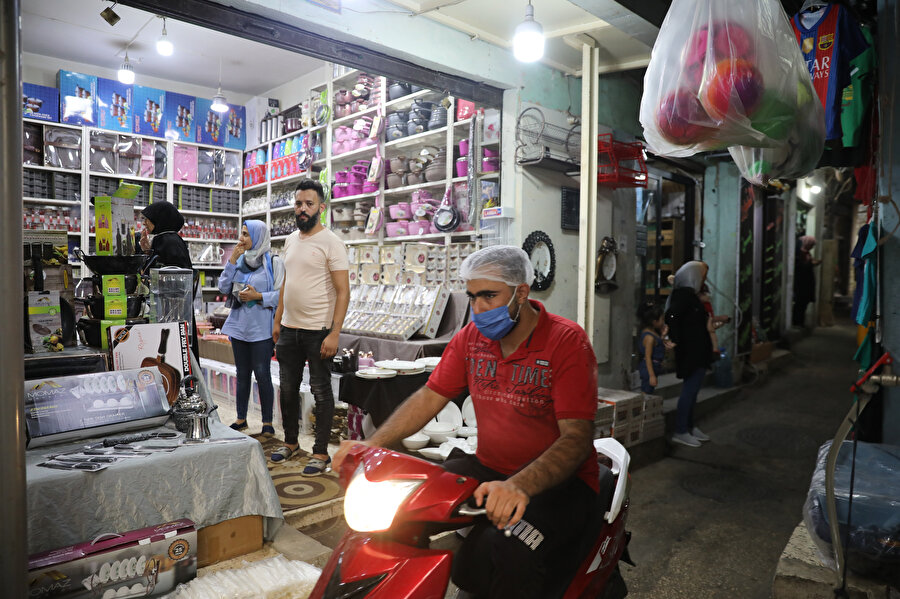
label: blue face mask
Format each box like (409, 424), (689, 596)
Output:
(471, 291), (521, 340)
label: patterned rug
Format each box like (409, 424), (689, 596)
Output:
(254, 434), (344, 512)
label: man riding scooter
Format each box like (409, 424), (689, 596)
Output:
(333, 245), (605, 599)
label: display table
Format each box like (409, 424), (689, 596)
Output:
(25, 420), (284, 555)
(338, 291), (469, 361)
(339, 372), (431, 426)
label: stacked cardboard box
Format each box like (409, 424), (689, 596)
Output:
(594, 402), (615, 439)
(598, 387), (645, 447)
(640, 393), (666, 442)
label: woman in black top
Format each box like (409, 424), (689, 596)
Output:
(665, 261), (717, 448)
(139, 201), (199, 358)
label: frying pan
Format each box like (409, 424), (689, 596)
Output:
(74, 249), (150, 275)
(141, 328), (182, 405)
(433, 186), (461, 232)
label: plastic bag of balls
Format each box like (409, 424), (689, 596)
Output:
(639, 0), (825, 179)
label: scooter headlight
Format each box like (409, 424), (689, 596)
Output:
(344, 464), (422, 532)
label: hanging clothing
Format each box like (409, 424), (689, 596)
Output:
(855, 225), (878, 326)
(850, 224), (869, 322)
(791, 4), (869, 141)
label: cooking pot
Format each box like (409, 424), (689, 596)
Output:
(74, 249), (152, 275)
(406, 172), (425, 185)
(389, 156), (409, 173)
(386, 173), (405, 189)
(90, 273), (140, 295)
(335, 104), (351, 119)
(387, 112), (407, 127)
(84, 294), (145, 319)
(388, 82), (411, 100)
(386, 124), (406, 140)
(424, 165), (445, 182)
(408, 120), (426, 136)
(284, 117), (302, 133)
(77, 316), (147, 347)
(334, 89), (352, 105)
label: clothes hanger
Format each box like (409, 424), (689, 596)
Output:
(800, 0), (827, 12)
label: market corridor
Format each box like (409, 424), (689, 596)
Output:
(621, 320), (859, 598)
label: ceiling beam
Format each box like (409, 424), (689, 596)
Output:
(545, 20), (614, 39)
(116, 0), (505, 106)
(567, 0), (661, 46)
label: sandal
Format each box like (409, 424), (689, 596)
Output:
(302, 456), (331, 477)
(270, 446), (297, 463)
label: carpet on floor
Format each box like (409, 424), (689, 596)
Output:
(253, 433), (344, 512)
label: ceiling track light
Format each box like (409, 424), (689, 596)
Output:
(156, 16), (174, 56)
(118, 52), (135, 85)
(513, 1), (545, 63)
(211, 59), (228, 113)
(101, 2), (121, 26)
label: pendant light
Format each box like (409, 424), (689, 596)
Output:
(513, 1), (545, 63)
(156, 17), (174, 56)
(211, 58), (228, 113)
(117, 51), (135, 84)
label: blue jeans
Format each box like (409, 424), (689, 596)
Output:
(676, 368), (706, 434)
(276, 327), (333, 455)
(230, 338), (275, 423)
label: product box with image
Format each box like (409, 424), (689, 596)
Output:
(27, 291), (63, 354)
(28, 518), (197, 598)
(23, 82), (59, 122)
(97, 77), (133, 133)
(24, 367), (170, 448)
(109, 322), (192, 406)
(194, 97), (225, 147)
(164, 92), (196, 143)
(133, 85), (165, 137)
(223, 104), (246, 150)
(58, 70), (97, 126)
(93, 183), (141, 256)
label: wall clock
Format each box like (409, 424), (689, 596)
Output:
(523, 230), (555, 291)
(595, 236), (619, 293)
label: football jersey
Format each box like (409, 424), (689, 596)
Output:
(841, 26), (875, 148)
(792, 4), (869, 141)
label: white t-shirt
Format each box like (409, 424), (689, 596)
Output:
(280, 228), (349, 330)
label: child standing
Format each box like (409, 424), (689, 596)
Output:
(638, 301), (668, 393)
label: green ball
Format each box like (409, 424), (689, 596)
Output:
(751, 92), (797, 140)
(797, 81), (813, 106)
(750, 160), (772, 178)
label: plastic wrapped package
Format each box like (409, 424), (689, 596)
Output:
(89, 131), (117, 174)
(155, 142), (168, 180)
(44, 127), (82, 170)
(24, 122), (43, 166)
(223, 151), (242, 188)
(198, 148), (215, 185)
(640, 0), (825, 158)
(173, 144), (198, 183)
(165, 554), (320, 599)
(803, 440), (900, 580)
(140, 139), (155, 178)
(117, 135), (141, 176)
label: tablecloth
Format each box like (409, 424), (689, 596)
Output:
(25, 420), (284, 555)
(339, 372), (432, 427)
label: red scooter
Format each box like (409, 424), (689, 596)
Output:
(309, 438), (632, 599)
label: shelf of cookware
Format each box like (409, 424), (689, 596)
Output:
(24, 117), (82, 131)
(312, 157), (327, 168)
(476, 172), (500, 180)
(453, 117), (474, 129)
(383, 178), (450, 196)
(269, 169), (319, 189)
(270, 204), (295, 215)
(309, 123), (328, 134)
(331, 191), (379, 205)
(180, 236), (238, 243)
(88, 171), (164, 185)
(23, 163), (81, 174)
(271, 234), (291, 242)
(23, 197), (81, 206)
(385, 230), (478, 243)
(172, 180), (241, 191)
(329, 144), (379, 165)
(177, 209), (239, 218)
(245, 126), (311, 154)
(383, 89), (444, 111)
(332, 68), (362, 89)
(243, 180), (270, 192)
(384, 125), (449, 151)
(332, 104), (380, 127)
(241, 208), (268, 218)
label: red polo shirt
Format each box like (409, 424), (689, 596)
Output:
(427, 300), (600, 493)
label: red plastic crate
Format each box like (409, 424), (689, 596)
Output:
(597, 133), (648, 188)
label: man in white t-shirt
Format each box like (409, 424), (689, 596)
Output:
(270, 180), (350, 475)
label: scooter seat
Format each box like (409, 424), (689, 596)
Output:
(541, 463), (617, 599)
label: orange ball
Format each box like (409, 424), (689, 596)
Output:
(703, 59), (764, 120)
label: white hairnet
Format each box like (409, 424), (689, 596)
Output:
(459, 245), (535, 287)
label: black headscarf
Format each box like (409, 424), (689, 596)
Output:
(141, 202), (192, 271)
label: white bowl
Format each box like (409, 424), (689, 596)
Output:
(402, 432), (430, 450)
(457, 426), (477, 438)
(423, 421), (458, 444)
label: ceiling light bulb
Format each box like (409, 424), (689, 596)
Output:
(156, 19), (174, 56)
(211, 89), (229, 113)
(810, 185), (822, 194)
(117, 55), (135, 85)
(513, 3), (544, 63)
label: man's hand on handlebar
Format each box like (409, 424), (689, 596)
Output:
(473, 480), (530, 530)
(332, 439), (373, 473)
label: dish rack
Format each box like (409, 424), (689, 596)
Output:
(515, 107), (580, 172)
(596, 133), (647, 188)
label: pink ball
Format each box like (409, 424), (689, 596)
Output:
(713, 22), (755, 62)
(656, 89), (716, 145)
(685, 26), (709, 68)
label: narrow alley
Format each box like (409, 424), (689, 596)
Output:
(622, 320), (859, 598)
